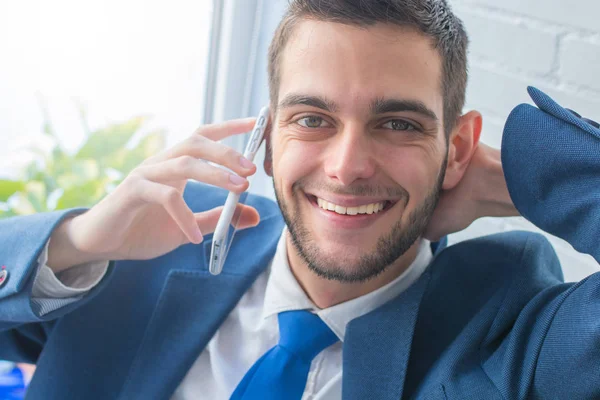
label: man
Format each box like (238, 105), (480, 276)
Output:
(1, 0), (599, 399)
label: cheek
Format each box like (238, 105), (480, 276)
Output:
(272, 136), (323, 192)
(380, 144), (443, 204)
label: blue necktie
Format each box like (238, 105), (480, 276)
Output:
(230, 310), (339, 400)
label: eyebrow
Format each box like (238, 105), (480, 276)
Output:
(371, 97), (439, 122)
(278, 94), (338, 112)
(278, 93), (439, 123)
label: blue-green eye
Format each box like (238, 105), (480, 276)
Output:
(297, 116), (331, 128)
(381, 119), (417, 131)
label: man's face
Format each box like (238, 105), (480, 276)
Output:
(270, 20), (448, 282)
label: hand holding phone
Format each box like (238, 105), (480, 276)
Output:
(209, 106), (270, 275)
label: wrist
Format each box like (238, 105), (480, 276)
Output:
(473, 145), (520, 219)
(47, 214), (107, 274)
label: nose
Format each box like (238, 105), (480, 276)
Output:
(323, 125), (376, 185)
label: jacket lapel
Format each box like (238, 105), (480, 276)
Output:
(117, 219), (282, 400)
(342, 268), (431, 400)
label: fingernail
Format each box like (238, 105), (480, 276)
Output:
(193, 228), (203, 244)
(239, 156), (255, 169)
(229, 174), (247, 185)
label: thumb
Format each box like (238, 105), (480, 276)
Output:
(194, 205), (260, 237)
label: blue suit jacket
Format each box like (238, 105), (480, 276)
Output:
(1, 88), (599, 399)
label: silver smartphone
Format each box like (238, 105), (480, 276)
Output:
(209, 106), (269, 275)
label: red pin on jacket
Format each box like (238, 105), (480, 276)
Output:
(0, 266), (7, 287)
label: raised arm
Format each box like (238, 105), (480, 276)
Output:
(0, 118), (261, 364)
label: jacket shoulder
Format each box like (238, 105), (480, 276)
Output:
(426, 230), (565, 326)
(433, 230), (563, 291)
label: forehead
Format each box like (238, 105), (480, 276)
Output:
(278, 19), (443, 113)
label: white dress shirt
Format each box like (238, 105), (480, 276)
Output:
(31, 238), (110, 315)
(34, 230), (432, 399)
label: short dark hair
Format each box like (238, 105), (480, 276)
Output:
(267, 0), (469, 137)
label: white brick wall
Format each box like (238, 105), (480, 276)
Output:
(472, 0), (600, 32)
(561, 37), (600, 91)
(448, 0), (600, 281)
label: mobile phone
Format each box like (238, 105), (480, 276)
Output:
(209, 106), (269, 275)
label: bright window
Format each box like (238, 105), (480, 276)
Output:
(0, 0), (214, 394)
(0, 0), (214, 177)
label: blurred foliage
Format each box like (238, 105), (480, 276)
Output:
(0, 109), (165, 219)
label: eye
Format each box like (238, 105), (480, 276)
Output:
(296, 116), (331, 129)
(381, 119), (417, 131)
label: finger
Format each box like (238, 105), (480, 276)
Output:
(142, 117), (256, 167)
(136, 156), (250, 193)
(152, 136), (256, 177)
(139, 180), (204, 244)
(193, 205), (260, 237)
(197, 117), (256, 141)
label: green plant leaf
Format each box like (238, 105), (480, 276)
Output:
(0, 180), (25, 202)
(24, 160), (43, 181)
(122, 131), (165, 173)
(54, 160), (100, 189)
(55, 180), (107, 210)
(0, 209), (17, 219)
(74, 99), (91, 137)
(37, 94), (58, 139)
(75, 116), (146, 161)
(102, 148), (128, 171)
(102, 130), (165, 173)
(50, 152), (75, 179)
(10, 192), (37, 215)
(73, 159), (100, 181)
(24, 181), (48, 212)
(7, 106), (163, 215)
(138, 130), (165, 157)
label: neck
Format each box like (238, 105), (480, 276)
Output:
(286, 237), (422, 309)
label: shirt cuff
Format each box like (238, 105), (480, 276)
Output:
(32, 237), (109, 299)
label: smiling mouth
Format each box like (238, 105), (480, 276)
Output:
(306, 195), (395, 216)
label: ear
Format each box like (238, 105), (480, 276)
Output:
(263, 112), (274, 177)
(442, 110), (482, 190)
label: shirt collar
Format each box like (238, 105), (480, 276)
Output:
(262, 229), (432, 341)
(262, 230), (316, 320)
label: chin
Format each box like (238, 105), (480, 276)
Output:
(291, 234), (390, 283)
(313, 229), (382, 252)
(319, 243), (367, 263)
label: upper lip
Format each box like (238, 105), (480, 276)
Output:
(308, 192), (398, 207)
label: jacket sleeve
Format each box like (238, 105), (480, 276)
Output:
(501, 86), (600, 399)
(503, 86), (600, 262)
(0, 208), (114, 363)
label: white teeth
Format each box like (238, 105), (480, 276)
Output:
(316, 197), (386, 215)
